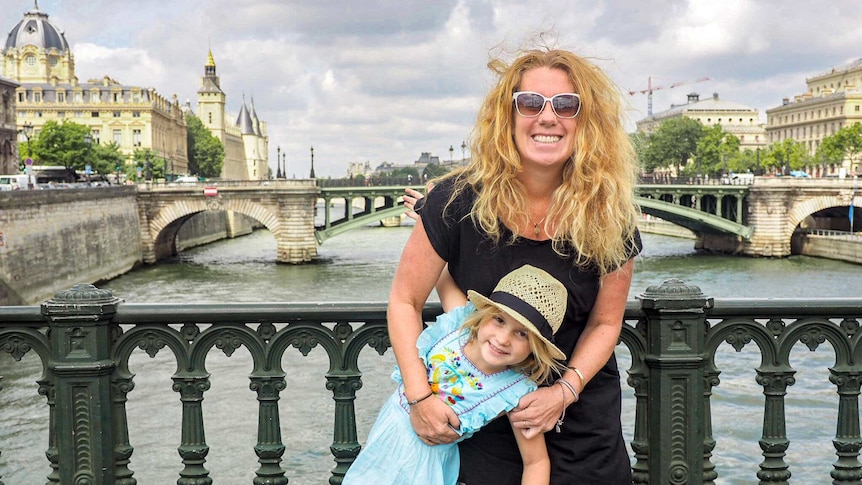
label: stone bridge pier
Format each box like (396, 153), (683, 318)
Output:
(136, 181), (320, 264)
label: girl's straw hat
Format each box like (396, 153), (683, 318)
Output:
(467, 265), (567, 360)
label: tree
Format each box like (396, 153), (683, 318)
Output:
(131, 148), (165, 180)
(31, 120), (91, 170)
(764, 139), (808, 174)
(186, 114), (224, 178)
(642, 117), (705, 175)
(694, 124), (741, 176)
(820, 123), (862, 173)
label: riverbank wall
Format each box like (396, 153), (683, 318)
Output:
(0, 187), (256, 305)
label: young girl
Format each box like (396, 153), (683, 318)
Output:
(343, 264), (569, 485)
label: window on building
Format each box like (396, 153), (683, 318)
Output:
(91, 112), (99, 117)
(57, 111), (64, 118)
(75, 92), (83, 103)
(133, 129), (142, 147)
(132, 111), (140, 117)
(91, 92), (100, 103)
(18, 92), (24, 102)
(25, 55), (36, 66)
(34, 92), (41, 102)
(113, 129), (122, 144)
(75, 111), (83, 118)
(35, 111), (42, 118)
(113, 93), (121, 102)
(132, 92), (140, 102)
(58, 92), (65, 103)
(113, 111), (121, 117)
(92, 130), (100, 144)
(857, 106), (860, 112)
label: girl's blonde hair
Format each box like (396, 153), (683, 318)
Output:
(461, 305), (564, 384)
(441, 47), (639, 276)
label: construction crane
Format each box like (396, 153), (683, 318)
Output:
(629, 76), (710, 117)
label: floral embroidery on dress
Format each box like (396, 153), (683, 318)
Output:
(427, 344), (483, 407)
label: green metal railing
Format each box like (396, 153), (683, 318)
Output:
(1, 280), (861, 484)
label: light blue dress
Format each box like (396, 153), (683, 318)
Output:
(343, 303), (537, 485)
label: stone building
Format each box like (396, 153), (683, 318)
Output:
(765, 57), (862, 175)
(2, 4), (189, 175)
(2, 3), (269, 180)
(0, 75), (19, 175)
(637, 92), (767, 151)
(185, 50), (268, 180)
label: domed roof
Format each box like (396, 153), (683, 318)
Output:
(5, 3), (69, 52)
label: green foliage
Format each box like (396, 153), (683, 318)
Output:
(30, 120), (91, 170)
(819, 123), (862, 168)
(387, 166), (420, 179)
(694, 124), (741, 176)
(642, 118), (705, 174)
(131, 148), (165, 180)
(186, 114), (224, 178)
(421, 163), (451, 179)
(763, 139), (808, 173)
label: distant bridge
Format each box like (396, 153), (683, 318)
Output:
(135, 178), (858, 263)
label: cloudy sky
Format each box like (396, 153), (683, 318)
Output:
(5, 0), (862, 178)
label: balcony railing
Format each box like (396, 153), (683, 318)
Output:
(1, 280), (861, 484)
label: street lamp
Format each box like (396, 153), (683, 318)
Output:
(145, 151), (152, 181)
(756, 148), (761, 176)
(461, 140), (466, 161)
(282, 152), (287, 179)
(84, 133), (92, 185)
(449, 145), (454, 163)
(21, 121), (33, 158)
(309, 145), (315, 178)
(276, 146), (282, 179)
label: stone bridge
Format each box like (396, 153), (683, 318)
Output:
(135, 178), (859, 264)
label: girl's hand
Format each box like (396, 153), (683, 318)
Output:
(402, 188), (424, 221)
(409, 394), (461, 445)
(508, 386), (563, 439)
(402, 183), (433, 222)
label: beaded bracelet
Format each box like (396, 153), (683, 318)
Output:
(405, 390), (433, 406)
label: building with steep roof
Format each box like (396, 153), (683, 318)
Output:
(637, 92), (766, 151)
(190, 50), (268, 180)
(2, 2), (189, 176)
(3, 2), (269, 180)
(765, 57), (862, 175)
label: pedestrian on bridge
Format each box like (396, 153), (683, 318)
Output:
(389, 45), (642, 485)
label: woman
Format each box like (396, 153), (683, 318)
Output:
(387, 47), (642, 484)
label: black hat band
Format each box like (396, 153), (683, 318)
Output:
(488, 291), (554, 342)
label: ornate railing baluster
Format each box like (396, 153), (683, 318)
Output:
(111, 375), (136, 485)
(755, 367), (793, 483)
(250, 374), (287, 485)
(830, 368), (862, 484)
(173, 374), (212, 485)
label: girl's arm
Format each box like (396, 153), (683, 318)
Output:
(508, 414), (550, 485)
(435, 265), (467, 312)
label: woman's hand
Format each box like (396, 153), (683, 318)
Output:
(409, 395), (461, 445)
(508, 386), (564, 439)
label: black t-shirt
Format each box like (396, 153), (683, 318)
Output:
(418, 177), (641, 485)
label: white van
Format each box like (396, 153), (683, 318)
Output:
(0, 174), (35, 190)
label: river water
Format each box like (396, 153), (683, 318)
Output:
(1, 220), (859, 484)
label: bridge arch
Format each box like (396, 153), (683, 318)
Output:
(148, 198), (280, 260)
(785, 194), (853, 234)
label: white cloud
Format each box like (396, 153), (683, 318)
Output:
(7, 0), (862, 177)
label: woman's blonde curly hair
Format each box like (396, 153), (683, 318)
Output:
(441, 48), (640, 276)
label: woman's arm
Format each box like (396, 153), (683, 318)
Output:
(388, 221), (461, 444)
(509, 258), (635, 438)
(509, 414), (550, 485)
